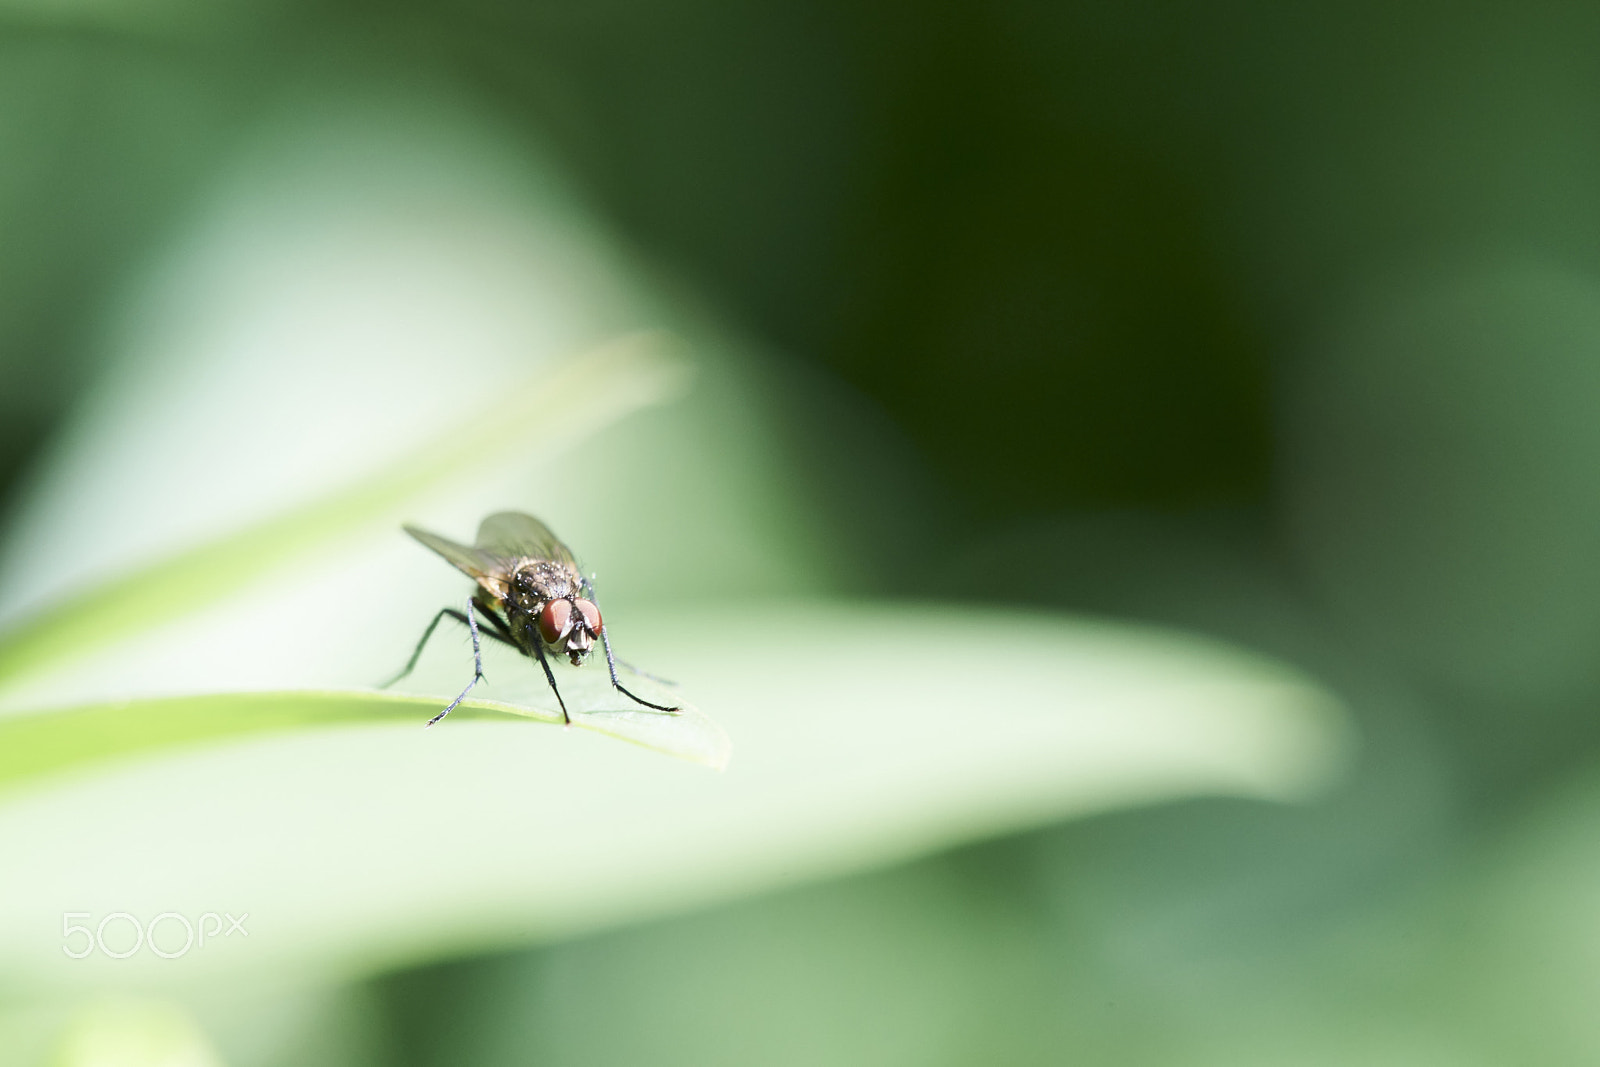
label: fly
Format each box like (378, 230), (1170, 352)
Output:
(383, 511), (679, 727)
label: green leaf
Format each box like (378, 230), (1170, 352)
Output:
(0, 601), (1348, 994)
(0, 688), (730, 798)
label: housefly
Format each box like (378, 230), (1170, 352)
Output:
(383, 511), (679, 727)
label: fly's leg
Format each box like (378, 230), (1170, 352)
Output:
(382, 604), (516, 689)
(580, 575), (680, 712)
(473, 597), (514, 642)
(382, 607), (453, 688)
(427, 599), (488, 728)
(616, 658), (679, 687)
(601, 627), (680, 714)
(531, 638), (572, 726)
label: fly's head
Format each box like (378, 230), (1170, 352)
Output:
(538, 597), (602, 665)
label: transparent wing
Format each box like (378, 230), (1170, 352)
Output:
(475, 511), (579, 567)
(404, 524), (508, 580)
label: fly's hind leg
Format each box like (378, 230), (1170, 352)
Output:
(383, 603), (516, 689)
(381, 607), (453, 689)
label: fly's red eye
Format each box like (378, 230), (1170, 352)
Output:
(575, 598), (602, 634)
(539, 600), (572, 645)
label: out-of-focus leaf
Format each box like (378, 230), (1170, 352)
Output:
(0, 84), (1348, 1017)
(52, 998), (224, 1067)
(0, 333), (687, 691)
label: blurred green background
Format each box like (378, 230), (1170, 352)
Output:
(7, 0), (1600, 1063)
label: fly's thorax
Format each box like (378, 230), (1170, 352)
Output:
(506, 609), (541, 653)
(509, 559), (581, 610)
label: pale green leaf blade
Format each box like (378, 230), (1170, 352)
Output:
(0, 687), (729, 799)
(0, 601), (1349, 994)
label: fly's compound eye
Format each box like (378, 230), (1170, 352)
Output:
(574, 598), (602, 634)
(538, 599), (573, 645)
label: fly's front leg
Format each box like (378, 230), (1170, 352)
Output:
(385, 604), (517, 689)
(531, 638), (572, 726)
(427, 599), (487, 728)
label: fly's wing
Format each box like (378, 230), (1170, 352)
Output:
(403, 525), (508, 581)
(475, 511), (580, 568)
